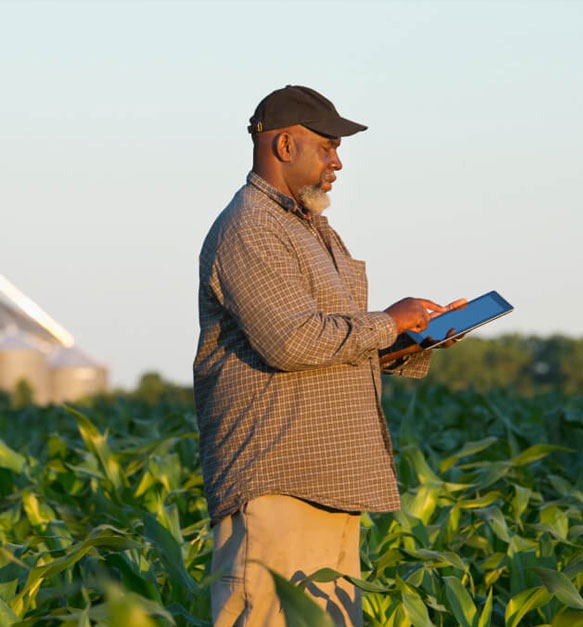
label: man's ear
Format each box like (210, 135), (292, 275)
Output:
(274, 132), (295, 163)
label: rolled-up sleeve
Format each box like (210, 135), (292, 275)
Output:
(210, 225), (398, 371)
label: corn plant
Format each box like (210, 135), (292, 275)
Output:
(0, 385), (581, 626)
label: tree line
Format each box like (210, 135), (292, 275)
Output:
(2, 334), (580, 410)
(422, 334), (583, 395)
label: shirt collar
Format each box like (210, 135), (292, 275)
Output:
(247, 171), (300, 215)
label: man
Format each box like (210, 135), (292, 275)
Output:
(194, 85), (462, 626)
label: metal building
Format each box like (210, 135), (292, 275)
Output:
(0, 274), (108, 404)
(0, 331), (51, 405)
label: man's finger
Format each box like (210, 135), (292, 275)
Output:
(417, 299), (447, 317)
(446, 298), (468, 311)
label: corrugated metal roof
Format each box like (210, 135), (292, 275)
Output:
(0, 300), (62, 348)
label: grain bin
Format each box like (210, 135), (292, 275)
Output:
(0, 331), (51, 404)
(48, 346), (107, 403)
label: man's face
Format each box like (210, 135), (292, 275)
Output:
(287, 127), (343, 214)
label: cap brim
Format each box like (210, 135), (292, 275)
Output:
(303, 117), (367, 138)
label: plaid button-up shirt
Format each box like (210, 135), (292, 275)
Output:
(194, 172), (431, 522)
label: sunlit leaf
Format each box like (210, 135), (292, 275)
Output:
(480, 553), (505, 570)
(65, 405), (124, 492)
(406, 485), (439, 524)
(106, 583), (168, 627)
(540, 505), (569, 540)
(21, 490), (57, 527)
(439, 437), (498, 472)
(510, 444), (571, 467)
(477, 588), (493, 627)
(444, 576), (477, 627)
(456, 493), (502, 510)
(403, 446), (442, 484)
(11, 525), (142, 615)
(0, 439), (26, 474)
(0, 596), (19, 626)
(512, 485), (532, 523)
(402, 591), (434, 627)
(505, 586), (552, 627)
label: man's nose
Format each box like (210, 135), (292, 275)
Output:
(331, 151), (342, 171)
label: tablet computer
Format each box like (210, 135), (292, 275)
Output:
(406, 290), (514, 350)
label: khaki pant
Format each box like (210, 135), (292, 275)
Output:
(211, 495), (363, 626)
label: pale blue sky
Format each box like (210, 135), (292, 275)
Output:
(1, 0), (581, 387)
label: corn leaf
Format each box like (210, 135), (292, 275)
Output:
(0, 596), (19, 627)
(533, 567), (583, 610)
(477, 588), (493, 627)
(403, 447), (442, 484)
(402, 592), (434, 627)
(406, 485), (439, 524)
(403, 549), (467, 572)
(439, 437), (498, 472)
(505, 586), (552, 627)
(480, 507), (510, 543)
(456, 493), (502, 510)
(166, 602), (213, 626)
(0, 439), (25, 474)
(142, 513), (197, 595)
(510, 444), (571, 467)
(65, 405), (123, 492)
(298, 566), (394, 593)
(104, 553), (162, 604)
(269, 569), (334, 627)
(512, 485), (532, 522)
(551, 610), (583, 627)
(444, 576), (477, 627)
(106, 585), (176, 626)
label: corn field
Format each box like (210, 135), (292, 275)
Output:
(0, 383), (582, 626)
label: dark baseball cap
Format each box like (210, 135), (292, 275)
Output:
(248, 85), (367, 138)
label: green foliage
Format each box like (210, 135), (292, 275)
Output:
(10, 379), (34, 410)
(0, 384), (581, 625)
(133, 371), (194, 407)
(357, 381), (583, 626)
(270, 568), (335, 627)
(426, 334), (583, 395)
(0, 398), (209, 626)
(135, 372), (166, 405)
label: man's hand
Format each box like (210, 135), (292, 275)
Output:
(379, 297), (467, 365)
(433, 298), (468, 349)
(384, 297), (447, 334)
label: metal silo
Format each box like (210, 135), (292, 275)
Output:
(48, 346), (107, 403)
(0, 331), (51, 405)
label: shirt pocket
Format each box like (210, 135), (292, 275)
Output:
(343, 257), (368, 311)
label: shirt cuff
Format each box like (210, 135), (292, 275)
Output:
(352, 311), (398, 350)
(382, 350), (433, 378)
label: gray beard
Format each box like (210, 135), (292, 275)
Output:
(298, 184), (330, 215)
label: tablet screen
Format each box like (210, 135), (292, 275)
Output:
(406, 290), (513, 349)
